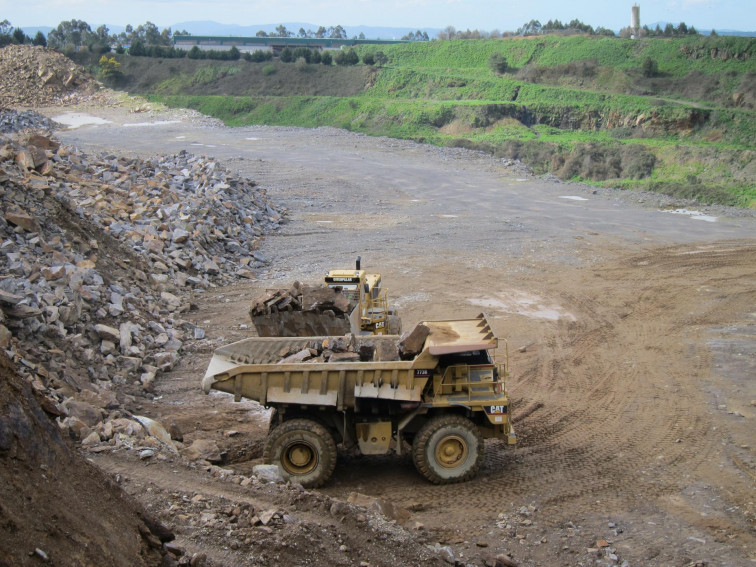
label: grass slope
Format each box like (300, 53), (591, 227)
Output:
(117, 36), (755, 207)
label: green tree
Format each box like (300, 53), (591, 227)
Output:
(129, 39), (146, 56)
(228, 45), (241, 60)
(328, 25), (346, 39)
(12, 28), (27, 44)
(32, 31), (47, 47)
(518, 20), (542, 36)
(0, 20), (14, 47)
(374, 51), (388, 67)
(320, 51), (333, 65)
(274, 24), (291, 37)
(279, 46), (293, 62)
(187, 45), (202, 59)
(47, 19), (93, 50)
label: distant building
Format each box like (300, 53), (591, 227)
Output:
(172, 35), (405, 54)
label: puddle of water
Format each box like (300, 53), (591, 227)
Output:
(175, 135), (186, 139)
(662, 209), (718, 223)
(316, 220), (333, 224)
(439, 214), (458, 218)
(516, 178), (528, 182)
(52, 112), (111, 128)
(468, 291), (576, 321)
(123, 120), (181, 127)
(560, 195), (588, 201)
(245, 137), (260, 141)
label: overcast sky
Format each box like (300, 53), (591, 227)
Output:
(2, 0), (754, 32)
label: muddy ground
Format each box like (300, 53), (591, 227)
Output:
(44, 105), (756, 566)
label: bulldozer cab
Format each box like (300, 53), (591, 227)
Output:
(324, 258), (397, 335)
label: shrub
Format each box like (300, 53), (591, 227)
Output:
(187, 45), (203, 59)
(334, 48), (358, 66)
(620, 145), (656, 179)
(280, 47), (293, 62)
(374, 51), (388, 67)
(488, 53), (508, 74)
(262, 64), (276, 76)
(98, 55), (123, 84)
(245, 50), (273, 62)
(292, 47), (312, 63)
(321, 51), (333, 65)
(642, 57), (659, 78)
(362, 52), (375, 66)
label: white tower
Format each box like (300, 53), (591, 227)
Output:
(631, 4), (640, 38)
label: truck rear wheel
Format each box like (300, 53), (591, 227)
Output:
(263, 418), (337, 488)
(412, 415), (483, 484)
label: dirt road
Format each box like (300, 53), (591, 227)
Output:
(52, 107), (756, 566)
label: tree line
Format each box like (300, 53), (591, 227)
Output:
(0, 19), (47, 47)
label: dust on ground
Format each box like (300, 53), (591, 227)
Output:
(41, 101), (756, 566)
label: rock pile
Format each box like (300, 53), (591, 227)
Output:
(0, 109), (61, 133)
(249, 282), (356, 336)
(0, 45), (101, 107)
(0, 130), (284, 445)
(269, 322), (428, 364)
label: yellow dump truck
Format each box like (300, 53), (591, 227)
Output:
(202, 313), (516, 487)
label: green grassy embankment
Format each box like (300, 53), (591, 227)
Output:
(120, 35), (755, 207)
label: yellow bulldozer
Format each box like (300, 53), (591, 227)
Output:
(249, 257), (401, 337)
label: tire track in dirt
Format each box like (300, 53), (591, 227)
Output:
(320, 242), (756, 546)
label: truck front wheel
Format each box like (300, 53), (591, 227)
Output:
(412, 415), (483, 484)
(263, 419), (337, 488)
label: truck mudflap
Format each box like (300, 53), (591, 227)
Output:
(482, 404), (517, 445)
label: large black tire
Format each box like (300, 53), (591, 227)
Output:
(411, 415), (483, 484)
(262, 418), (337, 488)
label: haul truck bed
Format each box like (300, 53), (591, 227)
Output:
(202, 314), (515, 487)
